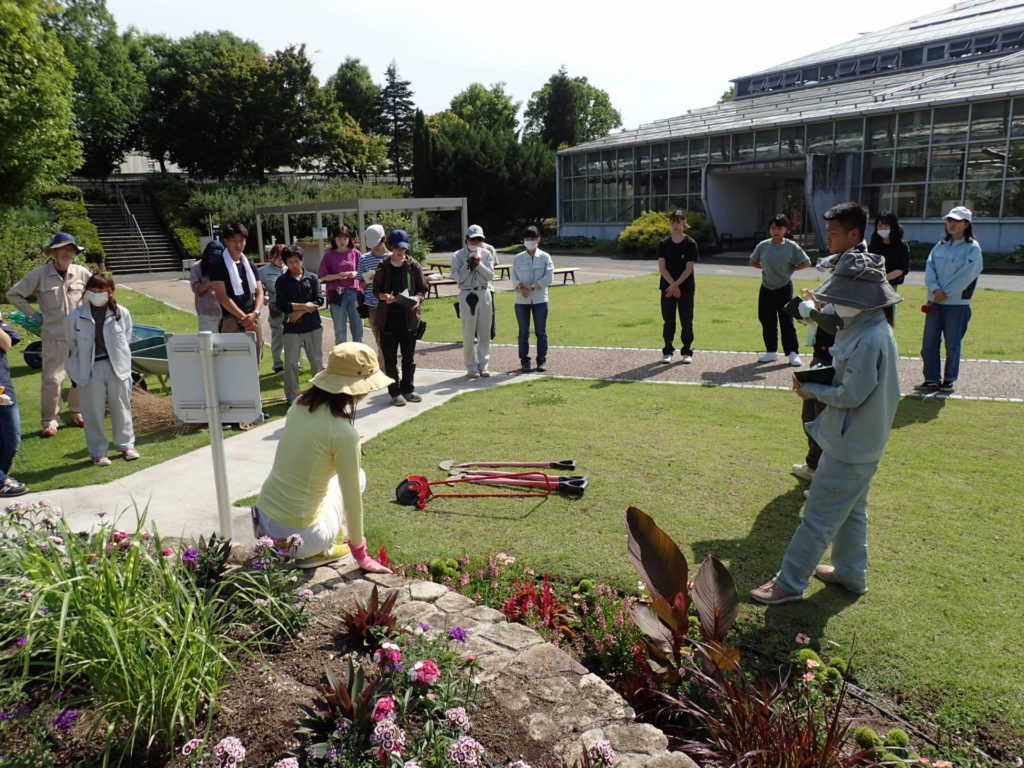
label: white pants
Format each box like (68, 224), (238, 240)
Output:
(255, 469), (365, 558)
(460, 288), (493, 373)
(78, 359), (135, 458)
(283, 328), (324, 403)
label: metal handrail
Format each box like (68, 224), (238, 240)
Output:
(116, 190), (151, 272)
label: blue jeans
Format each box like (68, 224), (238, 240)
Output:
(330, 290), (364, 345)
(774, 453), (878, 595)
(0, 400), (22, 482)
(515, 302), (548, 364)
(921, 303), (971, 383)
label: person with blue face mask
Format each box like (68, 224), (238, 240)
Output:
(510, 225), (554, 373)
(751, 202), (901, 605)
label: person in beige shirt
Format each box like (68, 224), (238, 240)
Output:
(7, 233), (92, 436)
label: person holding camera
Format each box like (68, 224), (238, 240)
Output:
(319, 225), (364, 345)
(451, 224), (496, 378)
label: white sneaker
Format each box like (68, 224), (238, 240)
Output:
(660, 354), (672, 364)
(791, 463), (815, 481)
(681, 355), (692, 364)
(789, 352), (803, 367)
(758, 351), (779, 363)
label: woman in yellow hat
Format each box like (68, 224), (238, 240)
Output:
(253, 342), (393, 571)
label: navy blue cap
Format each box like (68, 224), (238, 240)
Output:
(388, 229), (410, 250)
(44, 233), (85, 253)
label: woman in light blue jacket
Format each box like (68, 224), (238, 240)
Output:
(510, 226), (554, 372)
(65, 274), (139, 466)
(917, 206), (983, 394)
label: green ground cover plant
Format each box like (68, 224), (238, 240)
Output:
(361, 377), (1023, 753)
(419, 273), (1023, 360)
(0, 501), (312, 765)
(3, 287), (300, 492)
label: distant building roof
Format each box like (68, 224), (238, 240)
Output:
(740, 0), (1024, 78)
(559, 49), (1024, 155)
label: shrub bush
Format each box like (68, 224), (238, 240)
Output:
(0, 203), (55, 296)
(616, 210), (714, 256)
(39, 186), (105, 266)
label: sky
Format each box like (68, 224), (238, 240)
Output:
(107, 0), (958, 130)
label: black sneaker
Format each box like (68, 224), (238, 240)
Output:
(404, 392), (422, 403)
(0, 478), (28, 497)
(535, 360), (547, 372)
(938, 381), (955, 393)
(520, 362), (531, 373)
(915, 381), (940, 392)
(272, 364), (284, 374)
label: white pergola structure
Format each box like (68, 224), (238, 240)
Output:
(253, 197), (468, 258)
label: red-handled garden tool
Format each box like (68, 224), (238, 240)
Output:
(396, 471), (554, 509)
(446, 471), (588, 495)
(438, 459), (576, 471)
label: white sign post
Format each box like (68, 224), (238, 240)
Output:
(166, 331), (264, 539)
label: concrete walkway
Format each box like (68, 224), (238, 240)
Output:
(22, 258), (1019, 545)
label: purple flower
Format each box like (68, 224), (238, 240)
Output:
(273, 759), (299, 768)
(39, 606), (51, 615)
(213, 736), (246, 765)
(445, 706), (471, 733)
(15, 636), (26, 647)
(255, 536), (275, 551)
(297, 588), (314, 601)
(417, 621), (434, 632)
(181, 548), (199, 564)
(250, 559), (266, 570)
(181, 737), (203, 756)
(52, 708), (78, 733)
(448, 626), (468, 643)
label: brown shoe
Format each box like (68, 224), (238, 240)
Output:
(749, 580), (803, 605)
(813, 564), (868, 594)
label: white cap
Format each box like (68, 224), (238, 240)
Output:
(945, 206), (972, 222)
(363, 224), (386, 247)
(465, 224), (485, 239)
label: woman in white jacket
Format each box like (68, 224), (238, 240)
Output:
(65, 274), (139, 466)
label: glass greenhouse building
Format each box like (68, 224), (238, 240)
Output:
(556, 0), (1024, 252)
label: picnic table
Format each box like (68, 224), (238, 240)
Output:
(427, 261), (510, 279)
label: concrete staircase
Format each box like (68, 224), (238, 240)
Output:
(86, 202), (182, 274)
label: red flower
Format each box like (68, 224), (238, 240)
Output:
(921, 303), (933, 314)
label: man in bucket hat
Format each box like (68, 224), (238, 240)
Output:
(451, 224), (496, 378)
(7, 233), (92, 436)
(751, 202), (901, 605)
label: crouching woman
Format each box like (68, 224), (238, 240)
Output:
(253, 342), (392, 571)
(65, 274), (139, 465)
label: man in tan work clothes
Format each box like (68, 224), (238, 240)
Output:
(7, 233), (92, 437)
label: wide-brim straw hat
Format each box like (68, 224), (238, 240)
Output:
(812, 250), (903, 310)
(309, 342), (393, 395)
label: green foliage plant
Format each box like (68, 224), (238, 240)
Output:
(617, 209), (715, 255)
(39, 185), (105, 264)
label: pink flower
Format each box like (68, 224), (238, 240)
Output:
(445, 736), (485, 767)
(586, 740), (616, 767)
(372, 695), (397, 722)
(410, 659), (441, 685)
(373, 642), (402, 671)
(805, 658), (820, 668)
(803, 671), (815, 682)
(495, 552), (516, 565)
(795, 632), (810, 644)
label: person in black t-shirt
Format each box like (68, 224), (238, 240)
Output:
(656, 211), (699, 364)
(868, 211), (911, 289)
(208, 222), (265, 362)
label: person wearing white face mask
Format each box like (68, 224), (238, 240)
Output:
(751, 202), (901, 606)
(451, 224), (496, 378)
(868, 211), (911, 295)
(510, 226), (554, 372)
(65, 274), (139, 466)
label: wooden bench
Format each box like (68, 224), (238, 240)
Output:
(429, 261), (510, 279)
(426, 261), (451, 274)
(553, 267), (579, 284)
(425, 276), (457, 298)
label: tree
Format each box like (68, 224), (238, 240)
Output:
(0, 0), (82, 206)
(42, 0), (147, 177)
(325, 57), (381, 132)
(378, 61), (416, 184)
(123, 29), (175, 171)
(718, 86), (735, 103)
(523, 66), (622, 149)
(449, 82), (520, 133)
(311, 107), (388, 181)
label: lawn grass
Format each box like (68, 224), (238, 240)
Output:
(361, 377), (1023, 739)
(3, 287), (313, 492)
(420, 273), (1024, 360)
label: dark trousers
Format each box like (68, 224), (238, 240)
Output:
(379, 327), (417, 397)
(0, 400), (22, 480)
(514, 302), (549, 364)
(660, 289), (695, 356)
(802, 398), (827, 469)
(758, 283), (799, 355)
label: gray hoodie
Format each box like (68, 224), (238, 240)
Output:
(801, 308), (900, 464)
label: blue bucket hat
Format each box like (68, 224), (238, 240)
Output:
(387, 229), (410, 250)
(44, 233), (85, 253)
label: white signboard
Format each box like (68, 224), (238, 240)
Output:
(166, 332), (263, 424)
(312, 226), (328, 240)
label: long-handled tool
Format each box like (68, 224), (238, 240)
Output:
(397, 471), (557, 509)
(445, 471), (588, 495)
(438, 459), (576, 472)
